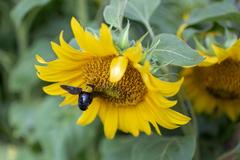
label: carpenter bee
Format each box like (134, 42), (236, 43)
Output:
(61, 84), (95, 111)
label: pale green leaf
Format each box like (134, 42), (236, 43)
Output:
(125, 0), (161, 22)
(100, 134), (196, 160)
(8, 39), (54, 93)
(0, 144), (42, 160)
(187, 1), (240, 25)
(100, 137), (135, 160)
(103, 0), (128, 29)
(151, 33), (204, 67)
(9, 97), (97, 160)
(124, 0), (161, 38)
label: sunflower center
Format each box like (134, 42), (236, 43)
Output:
(193, 58), (240, 100)
(82, 56), (147, 105)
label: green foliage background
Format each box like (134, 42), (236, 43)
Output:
(0, 0), (240, 159)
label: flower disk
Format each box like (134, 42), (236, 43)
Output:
(82, 56), (147, 105)
(183, 41), (240, 121)
(35, 17), (190, 139)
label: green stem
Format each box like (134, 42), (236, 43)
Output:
(16, 23), (28, 56)
(15, 7), (40, 56)
(21, 88), (31, 102)
(77, 0), (88, 24)
(145, 21), (154, 40)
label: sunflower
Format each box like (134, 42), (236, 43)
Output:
(35, 17), (190, 139)
(183, 39), (240, 121)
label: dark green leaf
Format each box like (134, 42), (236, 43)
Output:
(217, 142), (240, 160)
(10, 0), (51, 27)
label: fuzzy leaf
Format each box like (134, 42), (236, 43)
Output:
(124, 0), (161, 36)
(125, 0), (161, 23)
(151, 33), (204, 67)
(187, 1), (240, 25)
(9, 97), (97, 160)
(103, 0), (128, 29)
(100, 134), (196, 160)
(8, 39), (54, 93)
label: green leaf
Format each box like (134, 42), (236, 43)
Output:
(100, 137), (135, 160)
(100, 134), (196, 160)
(9, 97), (97, 160)
(0, 49), (14, 72)
(103, 0), (128, 30)
(0, 144), (43, 160)
(124, 0), (161, 38)
(8, 38), (54, 93)
(187, 1), (240, 25)
(10, 0), (51, 27)
(150, 0), (183, 34)
(151, 33), (204, 67)
(125, 0), (161, 23)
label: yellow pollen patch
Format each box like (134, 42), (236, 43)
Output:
(82, 56), (147, 105)
(193, 58), (240, 100)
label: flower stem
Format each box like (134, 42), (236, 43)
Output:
(144, 21), (154, 40)
(76, 0), (88, 24)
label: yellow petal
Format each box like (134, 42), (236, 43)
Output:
(104, 105), (118, 139)
(162, 109), (191, 125)
(98, 102), (108, 122)
(118, 106), (128, 133)
(147, 100), (180, 129)
(109, 56), (128, 82)
(211, 44), (228, 63)
(135, 61), (183, 96)
(124, 107), (140, 137)
(197, 50), (218, 67)
(60, 94), (78, 106)
(36, 66), (83, 82)
(198, 56), (218, 67)
(227, 39), (240, 61)
(70, 17), (113, 56)
(35, 54), (47, 64)
(51, 41), (84, 61)
(99, 23), (118, 54)
(138, 103), (161, 134)
(146, 92), (177, 108)
(43, 83), (66, 95)
(123, 41), (142, 63)
(135, 107), (151, 135)
(59, 31), (82, 54)
(77, 98), (101, 125)
(144, 73), (183, 97)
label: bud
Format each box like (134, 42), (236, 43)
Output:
(119, 22), (130, 49)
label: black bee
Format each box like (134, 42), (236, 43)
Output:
(61, 84), (95, 111)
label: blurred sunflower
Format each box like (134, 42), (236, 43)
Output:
(35, 17), (190, 139)
(183, 39), (240, 121)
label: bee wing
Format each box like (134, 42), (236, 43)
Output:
(60, 85), (82, 94)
